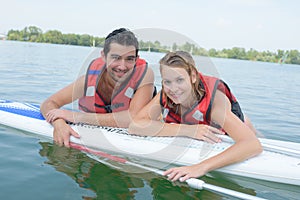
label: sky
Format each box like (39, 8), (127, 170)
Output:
(1, 0), (299, 52)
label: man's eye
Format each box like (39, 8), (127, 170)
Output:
(125, 56), (136, 62)
(163, 80), (171, 85)
(126, 57), (134, 61)
(111, 55), (121, 60)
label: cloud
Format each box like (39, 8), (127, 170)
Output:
(256, 23), (264, 30)
(226, 0), (272, 7)
(216, 18), (233, 28)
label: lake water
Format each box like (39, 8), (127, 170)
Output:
(0, 40), (300, 200)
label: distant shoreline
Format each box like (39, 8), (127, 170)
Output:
(4, 26), (300, 65)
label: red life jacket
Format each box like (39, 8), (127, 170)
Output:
(78, 57), (148, 113)
(160, 73), (244, 125)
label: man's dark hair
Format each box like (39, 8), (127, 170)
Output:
(103, 28), (139, 56)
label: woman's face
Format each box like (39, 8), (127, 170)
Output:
(161, 65), (196, 105)
(103, 43), (137, 82)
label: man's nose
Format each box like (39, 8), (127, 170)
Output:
(117, 59), (127, 69)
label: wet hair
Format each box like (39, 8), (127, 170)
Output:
(159, 51), (205, 108)
(103, 28), (139, 56)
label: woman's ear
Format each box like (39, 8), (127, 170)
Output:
(191, 70), (197, 83)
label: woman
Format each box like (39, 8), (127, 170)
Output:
(128, 51), (262, 182)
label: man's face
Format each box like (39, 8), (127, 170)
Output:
(104, 43), (137, 82)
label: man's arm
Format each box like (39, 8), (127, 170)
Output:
(40, 76), (85, 116)
(40, 76), (85, 147)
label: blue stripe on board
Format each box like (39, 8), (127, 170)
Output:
(0, 99), (12, 103)
(0, 105), (45, 120)
(24, 103), (41, 111)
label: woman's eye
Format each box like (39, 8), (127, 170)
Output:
(176, 78), (184, 83)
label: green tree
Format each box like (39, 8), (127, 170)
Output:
(94, 37), (105, 47)
(63, 33), (79, 45)
(43, 30), (63, 44)
(193, 47), (208, 56)
(27, 26), (43, 42)
(7, 30), (20, 40)
(181, 42), (192, 53)
(246, 48), (259, 61)
(227, 47), (246, 59)
(208, 48), (217, 57)
(78, 34), (92, 46)
(288, 50), (300, 65)
(172, 43), (178, 51)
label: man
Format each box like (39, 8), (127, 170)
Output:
(41, 28), (155, 147)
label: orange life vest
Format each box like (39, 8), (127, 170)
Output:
(160, 73), (244, 125)
(78, 57), (148, 113)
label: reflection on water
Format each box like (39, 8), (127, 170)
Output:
(38, 141), (221, 199)
(39, 139), (300, 200)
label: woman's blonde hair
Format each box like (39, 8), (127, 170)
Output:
(159, 51), (205, 109)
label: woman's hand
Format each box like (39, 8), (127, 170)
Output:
(192, 124), (225, 143)
(163, 163), (207, 182)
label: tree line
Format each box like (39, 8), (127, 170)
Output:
(6, 26), (300, 65)
(7, 26), (105, 47)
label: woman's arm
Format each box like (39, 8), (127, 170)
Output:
(128, 92), (224, 143)
(198, 90), (262, 170)
(164, 90), (262, 182)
